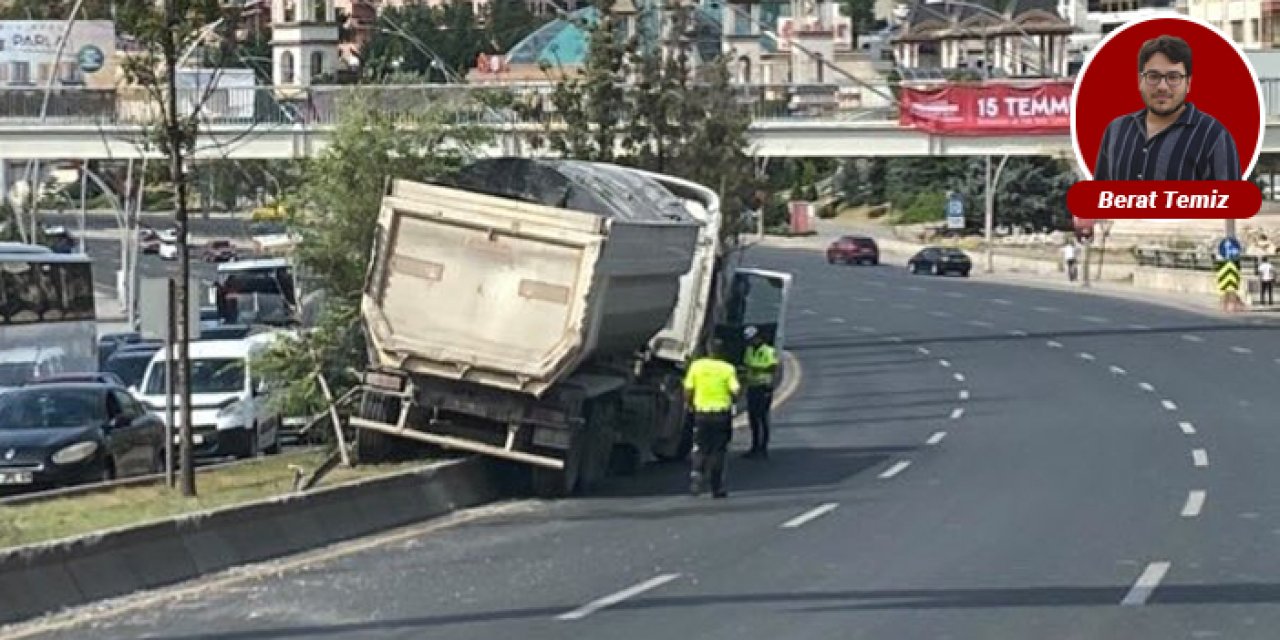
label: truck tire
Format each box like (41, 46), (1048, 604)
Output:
(354, 393), (400, 463)
(652, 379), (692, 462)
(531, 398), (616, 498)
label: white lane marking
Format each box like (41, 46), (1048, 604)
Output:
(945, 292), (965, 299)
(967, 320), (995, 328)
(557, 573), (682, 620)
(801, 309), (817, 316)
(829, 317), (846, 324)
(990, 298), (1013, 305)
(1182, 334), (1204, 343)
(929, 310), (953, 318)
(907, 285), (926, 292)
(1129, 323), (1152, 330)
(1181, 491), (1207, 518)
(1139, 383), (1156, 393)
(1192, 449), (1209, 468)
(879, 461), (912, 479)
(1034, 306), (1058, 313)
(1120, 561), (1171, 606)
(1079, 352), (1096, 361)
(959, 390), (970, 401)
(1162, 400), (1178, 411)
(1008, 330), (1029, 337)
(1179, 421), (1197, 435)
(953, 373), (966, 382)
(917, 347), (931, 355)
(781, 503), (840, 529)
(1110, 365), (1127, 375)
(1082, 315), (1109, 323)
(939, 359), (952, 368)
(950, 408), (965, 420)
(926, 431), (948, 445)
(1231, 346), (1253, 354)
(1047, 340), (1063, 349)
(859, 326), (877, 334)
(887, 336), (904, 343)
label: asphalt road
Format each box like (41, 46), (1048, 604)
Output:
(16, 244), (1280, 639)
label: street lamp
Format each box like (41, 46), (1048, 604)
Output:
(984, 154), (1009, 273)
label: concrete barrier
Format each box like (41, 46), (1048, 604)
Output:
(0, 456), (511, 626)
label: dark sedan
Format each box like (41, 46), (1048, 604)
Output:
(908, 247), (973, 277)
(202, 240), (238, 263)
(0, 384), (165, 492)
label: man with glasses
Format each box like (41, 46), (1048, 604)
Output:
(1093, 35), (1240, 181)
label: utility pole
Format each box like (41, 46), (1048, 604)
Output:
(163, 0), (196, 497)
(984, 155), (1010, 274)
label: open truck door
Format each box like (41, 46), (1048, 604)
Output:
(716, 267), (793, 369)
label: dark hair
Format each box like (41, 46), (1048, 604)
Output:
(1138, 35), (1192, 76)
(706, 338), (726, 358)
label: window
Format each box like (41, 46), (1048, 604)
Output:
(280, 51), (295, 84)
(1252, 18), (1260, 43)
(310, 51), (325, 80)
(733, 9), (753, 36)
(314, 0), (326, 22)
(1232, 20), (1244, 42)
(144, 357), (246, 395)
(11, 61), (30, 85)
(284, 0), (296, 22)
(0, 260), (95, 325)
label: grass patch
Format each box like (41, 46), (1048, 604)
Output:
(0, 450), (433, 550)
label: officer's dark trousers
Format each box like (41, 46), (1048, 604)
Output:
(746, 386), (772, 453)
(691, 411), (732, 494)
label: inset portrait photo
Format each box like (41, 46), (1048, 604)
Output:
(1071, 15), (1264, 182)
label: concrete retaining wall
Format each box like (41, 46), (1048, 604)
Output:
(0, 456), (511, 625)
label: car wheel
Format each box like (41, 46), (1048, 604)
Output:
(871, 257), (879, 266)
(961, 269), (971, 277)
(933, 263), (943, 276)
(909, 262), (918, 274)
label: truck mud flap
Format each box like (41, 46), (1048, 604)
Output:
(348, 416), (566, 470)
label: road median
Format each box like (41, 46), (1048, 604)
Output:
(0, 454), (511, 626)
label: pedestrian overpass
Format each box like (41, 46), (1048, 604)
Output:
(0, 84), (1276, 160)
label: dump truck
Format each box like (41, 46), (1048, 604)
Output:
(349, 158), (792, 496)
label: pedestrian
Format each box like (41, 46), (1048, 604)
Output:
(1258, 256), (1275, 305)
(683, 338), (740, 499)
(741, 325), (778, 460)
(1063, 241), (1079, 282)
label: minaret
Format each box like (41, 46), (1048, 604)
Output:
(271, 0), (339, 94)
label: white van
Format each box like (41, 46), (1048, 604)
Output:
(135, 335), (282, 458)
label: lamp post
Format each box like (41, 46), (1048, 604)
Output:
(984, 154), (1010, 273)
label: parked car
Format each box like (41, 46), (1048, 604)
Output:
(103, 342), (164, 390)
(201, 240), (238, 263)
(28, 372), (126, 386)
(158, 241), (179, 261)
(826, 235), (880, 266)
(908, 247), (973, 277)
(0, 383), (166, 492)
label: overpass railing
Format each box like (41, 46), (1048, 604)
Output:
(1, 78), (1277, 127)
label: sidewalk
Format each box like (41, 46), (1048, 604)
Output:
(764, 217), (1274, 322)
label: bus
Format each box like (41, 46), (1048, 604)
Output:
(0, 243), (96, 388)
(209, 257), (298, 327)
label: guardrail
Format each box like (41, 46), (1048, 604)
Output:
(1133, 247), (1266, 272)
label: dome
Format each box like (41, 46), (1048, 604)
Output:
(503, 1), (725, 68)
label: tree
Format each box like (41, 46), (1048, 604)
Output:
(839, 0), (876, 47)
(0, 0), (113, 19)
(539, 0), (757, 240)
(255, 89), (493, 424)
(115, 0), (239, 496)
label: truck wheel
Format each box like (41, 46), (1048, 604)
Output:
(653, 412), (693, 462)
(354, 393), (400, 463)
(531, 457), (579, 498)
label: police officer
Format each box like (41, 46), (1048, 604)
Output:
(683, 338), (740, 498)
(742, 325), (778, 459)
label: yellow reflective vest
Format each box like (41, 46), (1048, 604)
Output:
(744, 343), (778, 387)
(683, 357), (740, 412)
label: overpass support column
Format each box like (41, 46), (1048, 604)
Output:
(0, 159), (9, 211)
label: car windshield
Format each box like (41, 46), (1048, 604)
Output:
(144, 357), (245, 395)
(106, 351), (158, 388)
(0, 388), (104, 429)
(0, 362), (34, 387)
(210, 241), (231, 249)
(943, 249), (967, 256)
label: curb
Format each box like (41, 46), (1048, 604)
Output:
(0, 456), (511, 626)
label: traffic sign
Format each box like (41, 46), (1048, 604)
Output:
(1219, 237), (1242, 261)
(1217, 260), (1241, 293)
(946, 194), (964, 230)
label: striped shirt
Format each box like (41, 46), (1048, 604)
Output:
(1093, 103), (1240, 181)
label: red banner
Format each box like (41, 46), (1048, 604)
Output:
(899, 82), (1073, 136)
